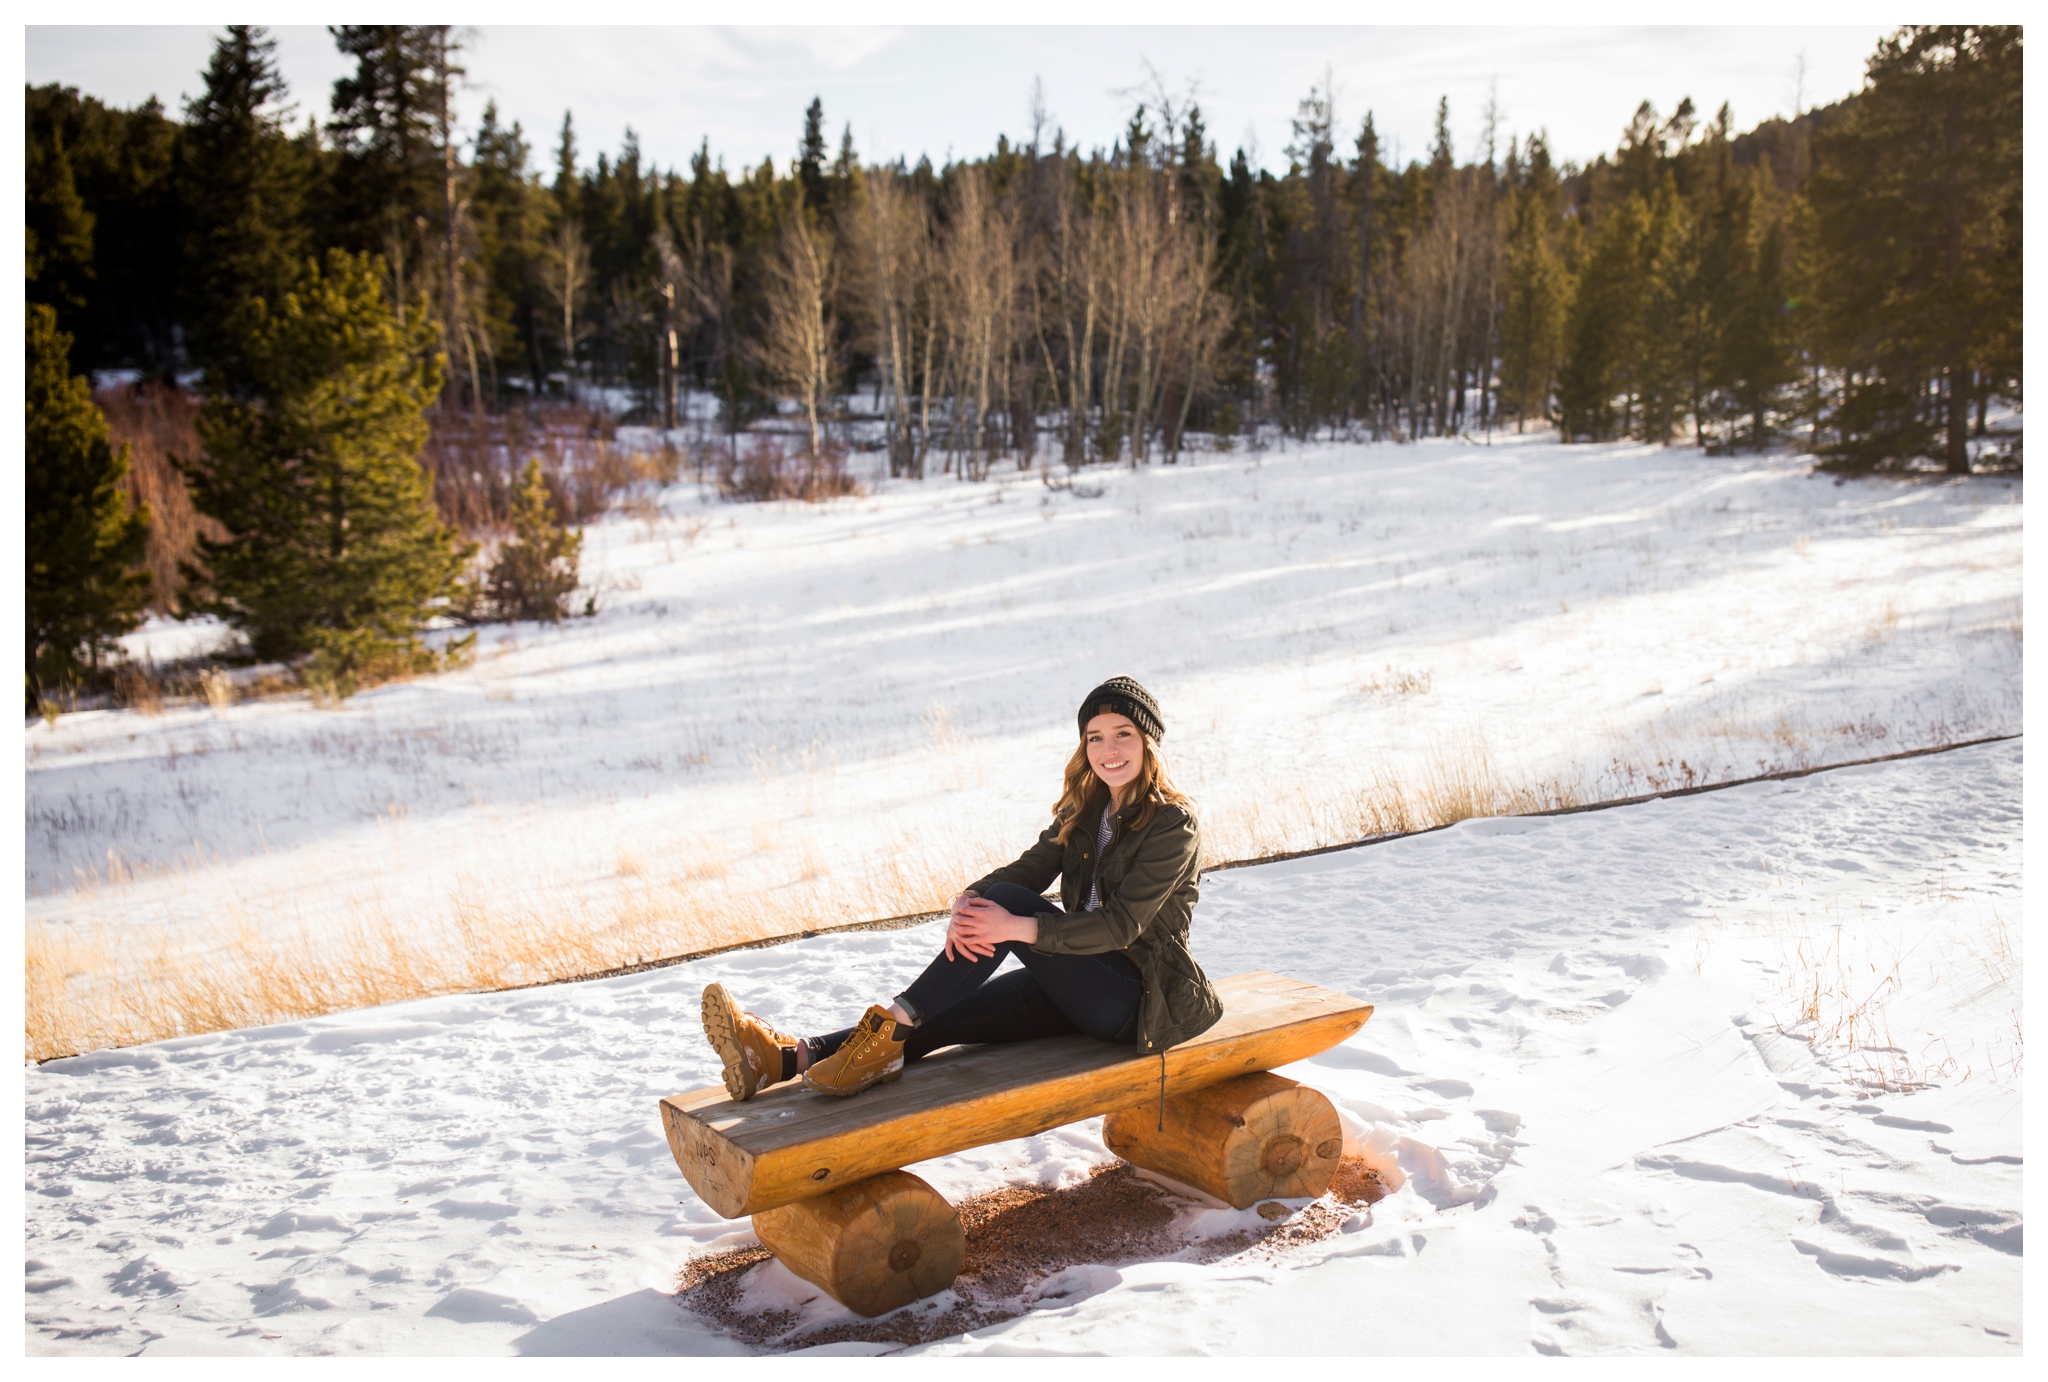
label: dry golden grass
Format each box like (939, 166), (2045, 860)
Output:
(679, 838), (735, 882)
(25, 835), (979, 1063)
(1198, 736), (1577, 866)
(111, 664), (164, 716)
(198, 667), (235, 714)
(1357, 666), (1434, 699)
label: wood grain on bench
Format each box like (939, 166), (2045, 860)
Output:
(661, 971), (1372, 1218)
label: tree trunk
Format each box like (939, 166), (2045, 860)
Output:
(1945, 363), (1971, 474)
(438, 30), (460, 410)
(914, 314), (937, 480)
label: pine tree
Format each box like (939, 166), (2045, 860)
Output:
(30, 84), (185, 371)
(25, 125), (96, 348)
(1667, 108), (1741, 447)
(178, 25), (309, 372)
(1717, 212), (1798, 452)
(831, 122), (862, 221)
(1497, 136), (1571, 431)
(485, 457), (583, 622)
(327, 25), (446, 244)
(797, 97), (828, 210)
(25, 304), (151, 706)
(1345, 113), (1383, 429)
(553, 110), (579, 215)
(471, 102), (542, 391)
(186, 249), (473, 685)
(1557, 194), (1651, 440)
(1633, 179), (1690, 443)
(1805, 25), (2021, 471)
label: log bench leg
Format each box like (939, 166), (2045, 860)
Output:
(750, 1170), (965, 1318)
(1104, 1071), (1343, 1209)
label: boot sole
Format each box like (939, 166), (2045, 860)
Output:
(700, 983), (757, 1101)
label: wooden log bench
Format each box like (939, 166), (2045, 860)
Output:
(660, 971), (1372, 1317)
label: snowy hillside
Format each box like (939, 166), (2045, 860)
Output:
(24, 433), (2023, 1056)
(25, 738), (2021, 1355)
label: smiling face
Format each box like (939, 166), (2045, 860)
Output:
(1083, 712), (1145, 799)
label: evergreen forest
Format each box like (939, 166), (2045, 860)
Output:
(23, 25), (2022, 706)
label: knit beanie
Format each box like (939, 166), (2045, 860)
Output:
(1077, 676), (1165, 743)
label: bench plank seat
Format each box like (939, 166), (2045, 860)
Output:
(660, 971), (1371, 1218)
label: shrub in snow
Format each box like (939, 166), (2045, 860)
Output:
(482, 457), (584, 623)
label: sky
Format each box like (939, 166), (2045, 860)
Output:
(27, 24), (1891, 179)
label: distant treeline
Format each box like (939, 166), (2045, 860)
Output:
(28, 26), (2021, 481)
(29, 26), (2020, 481)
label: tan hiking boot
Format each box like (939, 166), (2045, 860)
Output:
(701, 983), (796, 1102)
(801, 1005), (907, 1097)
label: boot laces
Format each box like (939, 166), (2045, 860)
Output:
(844, 1011), (892, 1061)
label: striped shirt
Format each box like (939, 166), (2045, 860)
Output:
(1085, 802), (1114, 910)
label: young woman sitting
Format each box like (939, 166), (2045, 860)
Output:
(701, 676), (1223, 1100)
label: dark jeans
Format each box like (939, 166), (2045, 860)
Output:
(809, 882), (1142, 1064)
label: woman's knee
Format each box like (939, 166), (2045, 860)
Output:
(978, 881), (1052, 916)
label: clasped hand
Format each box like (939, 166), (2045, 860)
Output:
(944, 892), (1038, 961)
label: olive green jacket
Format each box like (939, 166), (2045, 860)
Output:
(968, 798), (1222, 1053)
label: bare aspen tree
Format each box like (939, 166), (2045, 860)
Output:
(848, 168), (927, 476)
(910, 234), (943, 479)
(1475, 84), (1503, 435)
(1041, 166), (1105, 467)
(1164, 222), (1227, 461)
(755, 214), (836, 477)
(1097, 199), (1133, 463)
(1112, 174), (1227, 464)
(539, 216), (591, 400)
(431, 27), (466, 407)
(1022, 138), (1229, 469)
(444, 200), (490, 412)
(652, 223), (692, 430)
(679, 225), (738, 457)
(992, 194), (1026, 468)
(935, 168), (1013, 479)
(1383, 170), (1490, 439)
(1116, 180), (1164, 462)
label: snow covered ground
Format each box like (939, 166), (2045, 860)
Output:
(24, 737), (2021, 1355)
(24, 433), (2023, 1053)
(22, 430), (2025, 1353)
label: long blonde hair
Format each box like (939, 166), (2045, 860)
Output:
(1053, 731), (1195, 843)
